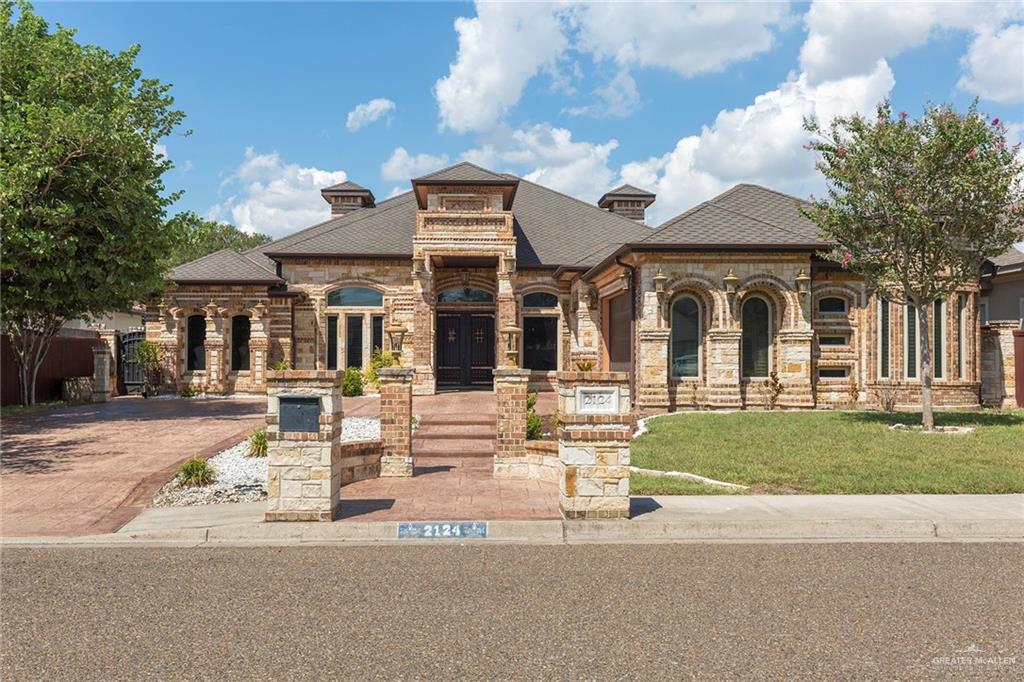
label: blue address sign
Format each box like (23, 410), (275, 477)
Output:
(397, 521), (488, 539)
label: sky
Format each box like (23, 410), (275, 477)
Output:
(34, 1), (1024, 239)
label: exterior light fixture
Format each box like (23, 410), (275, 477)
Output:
(723, 269), (739, 297)
(501, 324), (522, 367)
(386, 322), (408, 365)
(411, 255), (425, 275)
(653, 268), (668, 298)
(795, 269), (811, 297)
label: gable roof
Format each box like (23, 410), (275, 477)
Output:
(644, 184), (824, 247)
(322, 180), (370, 193)
(413, 161), (513, 184)
(989, 244), (1024, 274)
(169, 248), (282, 284)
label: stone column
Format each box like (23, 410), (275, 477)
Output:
(777, 329), (815, 408)
(158, 306), (182, 391)
(635, 328), (670, 414)
(91, 340), (112, 403)
(556, 371), (631, 519)
(378, 367), (414, 477)
(981, 322), (1018, 407)
(204, 301), (225, 394)
(411, 264), (435, 395)
(495, 261), (518, 377)
(248, 303), (269, 392)
(493, 367), (531, 478)
(97, 329), (119, 397)
(705, 329), (742, 408)
(265, 370), (343, 521)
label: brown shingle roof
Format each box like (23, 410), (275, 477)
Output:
(990, 244), (1024, 272)
(644, 184), (824, 247)
(598, 183), (656, 208)
(169, 249), (282, 284)
(413, 162), (512, 183)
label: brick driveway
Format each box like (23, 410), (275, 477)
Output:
(1, 397), (265, 537)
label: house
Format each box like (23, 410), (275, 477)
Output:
(980, 244), (1024, 407)
(148, 161), (988, 412)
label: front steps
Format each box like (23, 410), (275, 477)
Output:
(413, 414), (497, 459)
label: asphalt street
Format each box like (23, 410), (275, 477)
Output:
(2, 542), (1022, 680)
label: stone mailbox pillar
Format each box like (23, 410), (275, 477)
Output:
(555, 371), (632, 519)
(91, 341), (112, 403)
(493, 367), (531, 478)
(265, 370), (343, 521)
(378, 367), (414, 477)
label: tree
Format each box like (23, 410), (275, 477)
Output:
(803, 101), (1023, 430)
(0, 1), (186, 404)
(168, 211), (271, 267)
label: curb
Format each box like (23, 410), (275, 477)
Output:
(4, 518), (1021, 547)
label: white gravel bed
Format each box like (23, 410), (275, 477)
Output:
(152, 417), (381, 507)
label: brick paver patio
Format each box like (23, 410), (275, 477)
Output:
(1, 397), (265, 537)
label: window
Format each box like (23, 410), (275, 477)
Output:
(980, 297), (989, 325)
(437, 287), (494, 304)
(523, 292), (558, 308)
(346, 315), (363, 369)
(230, 315), (250, 371)
(818, 297), (847, 314)
(958, 295), (966, 378)
(186, 314), (206, 371)
(878, 299), (890, 379)
(326, 315), (338, 370)
(818, 335), (847, 346)
(670, 296), (700, 378)
(523, 316), (557, 371)
(741, 296), (771, 378)
(372, 315), (383, 354)
(327, 286), (383, 307)
(818, 367), (849, 379)
(905, 305), (918, 379)
(933, 300), (945, 379)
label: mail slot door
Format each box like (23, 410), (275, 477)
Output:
(278, 396), (321, 432)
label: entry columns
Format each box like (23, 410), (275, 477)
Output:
(493, 367), (531, 477)
(556, 371), (631, 519)
(379, 367), (414, 477)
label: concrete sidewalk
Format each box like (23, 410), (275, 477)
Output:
(4, 494), (1022, 546)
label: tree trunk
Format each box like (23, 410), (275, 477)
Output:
(9, 319), (61, 406)
(917, 302), (935, 431)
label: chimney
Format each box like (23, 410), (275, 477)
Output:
(320, 181), (375, 216)
(598, 184), (656, 223)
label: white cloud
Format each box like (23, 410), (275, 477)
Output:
(434, 2), (567, 132)
(571, 2), (793, 76)
(564, 70), (640, 118)
(208, 148), (347, 237)
(621, 61), (896, 224)
(380, 147), (450, 181)
(153, 143), (168, 159)
(346, 98), (396, 132)
(958, 24), (1024, 103)
(800, 1), (1022, 83)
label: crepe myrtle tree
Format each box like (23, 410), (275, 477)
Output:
(0, 1), (186, 404)
(803, 101), (1023, 430)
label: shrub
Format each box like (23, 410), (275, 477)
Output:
(177, 457), (215, 487)
(343, 367), (364, 397)
(269, 359), (291, 370)
(526, 392), (543, 440)
(178, 384), (198, 399)
(363, 347), (395, 389)
(575, 360), (594, 371)
(758, 371), (785, 410)
(248, 429), (267, 457)
(874, 384), (898, 412)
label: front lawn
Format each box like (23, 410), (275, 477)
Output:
(630, 410), (1024, 495)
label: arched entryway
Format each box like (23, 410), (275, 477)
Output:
(435, 286), (496, 388)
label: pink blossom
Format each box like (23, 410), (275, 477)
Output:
(836, 148), (847, 158)
(996, 139), (1005, 150)
(899, 111), (908, 120)
(967, 150), (977, 160)
(992, 118), (1000, 126)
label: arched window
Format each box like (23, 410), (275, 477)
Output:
(186, 314), (206, 372)
(437, 287), (494, 303)
(231, 315), (250, 371)
(670, 296), (700, 378)
(818, 296), (847, 314)
(523, 292), (558, 308)
(327, 286), (383, 307)
(741, 296), (771, 378)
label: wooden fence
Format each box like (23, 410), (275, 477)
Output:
(1, 333), (97, 405)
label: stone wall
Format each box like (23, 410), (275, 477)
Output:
(338, 440), (383, 485)
(981, 322), (1018, 407)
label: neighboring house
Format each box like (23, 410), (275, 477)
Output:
(148, 161), (991, 412)
(979, 244), (1024, 407)
(63, 305), (146, 335)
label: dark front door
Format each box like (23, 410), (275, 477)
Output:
(436, 313), (495, 387)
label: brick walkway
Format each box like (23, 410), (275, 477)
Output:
(1, 397), (265, 537)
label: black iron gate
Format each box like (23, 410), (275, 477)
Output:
(118, 330), (146, 394)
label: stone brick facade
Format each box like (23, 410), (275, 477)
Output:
(378, 367), (414, 477)
(492, 367), (531, 478)
(981, 323), (1018, 408)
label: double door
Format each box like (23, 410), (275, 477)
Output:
(436, 313), (494, 387)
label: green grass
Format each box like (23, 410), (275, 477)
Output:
(2, 400), (77, 416)
(631, 410), (1024, 495)
(630, 474), (745, 496)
